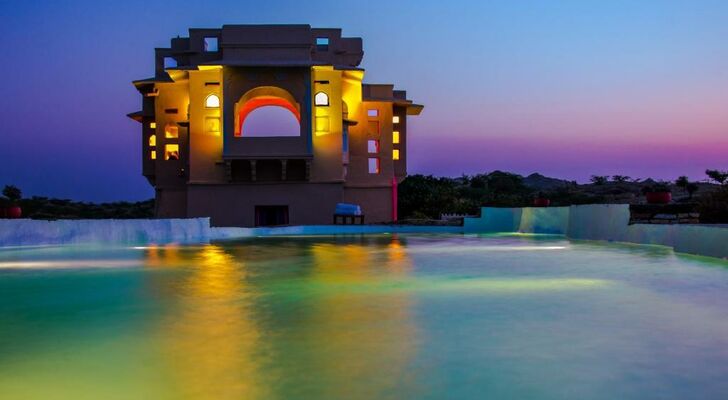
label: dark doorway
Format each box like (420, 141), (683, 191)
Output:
(255, 205), (289, 226)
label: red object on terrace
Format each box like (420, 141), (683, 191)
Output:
(5, 206), (22, 218)
(533, 198), (550, 207)
(391, 177), (398, 222)
(645, 192), (672, 204)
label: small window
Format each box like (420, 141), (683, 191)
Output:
(315, 116), (330, 134)
(150, 150), (156, 160)
(205, 94), (220, 108)
(393, 149), (400, 160)
(149, 122), (157, 129)
(367, 109), (379, 117)
(148, 134), (156, 147)
(165, 124), (179, 139)
(314, 91), (329, 106)
(204, 37), (219, 52)
(205, 117), (220, 134)
(392, 131), (400, 144)
(164, 144), (179, 160)
(392, 116), (400, 124)
(163, 57), (177, 69)
(367, 139), (379, 153)
(316, 37), (329, 51)
(368, 158), (380, 174)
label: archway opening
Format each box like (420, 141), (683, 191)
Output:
(243, 105), (300, 137)
(234, 86), (301, 137)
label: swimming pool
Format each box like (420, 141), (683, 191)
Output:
(1, 234), (728, 399)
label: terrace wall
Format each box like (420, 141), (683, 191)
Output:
(1, 205), (726, 259)
(464, 204), (728, 259)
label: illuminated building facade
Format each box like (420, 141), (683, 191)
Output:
(129, 25), (422, 227)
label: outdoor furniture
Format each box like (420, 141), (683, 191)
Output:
(333, 214), (365, 225)
(333, 203), (364, 224)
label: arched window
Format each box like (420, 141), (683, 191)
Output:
(148, 134), (156, 147)
(314, 91), (329, 106)
(205, 94), (220, 108)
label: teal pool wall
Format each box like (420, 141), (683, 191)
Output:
(1, 204), (726, 258)
(0, 218), (211, 246)
(464, 204), (728, 259)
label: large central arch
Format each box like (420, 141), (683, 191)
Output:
(234, 86), (301, 137)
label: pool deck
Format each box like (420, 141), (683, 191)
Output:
(1, 204), (727, 259)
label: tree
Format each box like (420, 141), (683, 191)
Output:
(675, 176), (698, 199)
(2, 185), (21, 202)
(686, 182), (699, 199)
(612, 175), (631, 183)
(706, 169), (728, 185)
(590, 175), (609, 185)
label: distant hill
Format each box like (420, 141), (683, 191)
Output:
(522, 173), (572, 191)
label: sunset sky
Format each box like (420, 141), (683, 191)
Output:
(1, 0), (727, 201)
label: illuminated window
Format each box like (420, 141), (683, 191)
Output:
(164, 144), (179, 160)
(205, 117), (220, 135)
(367, 139), (379, 153)
(204, 37), (218, 52)
(393, 149), (400, 160)
(316, 37), (329, 51)
(150, 150), (156, 160)
(392, 116), (400, 124)
(368, 158), (380, 174)
(392, 131), (400, 144)
(314, 91), (329, 106)
(367, 109), (379, 117)
(148, 134), (156, 147)
(315, 116), (330, 134)
(165, 124), (179, 139)
(205, 94), (220, 108)
(149, 122), (157, 129)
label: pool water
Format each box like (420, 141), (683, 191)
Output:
(1, 234), (728, 399)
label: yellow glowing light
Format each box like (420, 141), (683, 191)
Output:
(392, 116), (400, 124)
(393, 131), (400, 144)
(151, 150), (156, 160)
(393, 149), (400, 160)
(165, 124), (179, 139)
(150, 122), (157, 129)
(314, 91), (329, 106)
(165, 144), (180, 160)
(205, 94), (220, 108)
(316, 116), (330, 135)
(149, 134), (156, 147)
(205, 117), (220, 135)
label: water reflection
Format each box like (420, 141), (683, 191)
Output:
(142, 236), (417, 399)
(148, 244), (268, 399)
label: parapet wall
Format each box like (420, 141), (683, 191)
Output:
(1, 208), (726, 259)
(0, 219), (461, 247)
(464, 204), (728, 259)
(0, 218), (211, 246)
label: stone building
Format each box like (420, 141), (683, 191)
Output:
(129, 25), (422, 226)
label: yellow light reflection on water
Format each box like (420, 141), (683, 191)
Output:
(303, 237), (418, 398)
(148, 244), (269, 399)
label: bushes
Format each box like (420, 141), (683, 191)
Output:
(698, 186), (728, 223)
(18, 197), (155, 220)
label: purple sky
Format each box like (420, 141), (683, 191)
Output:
(1, 0), (727, 201)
